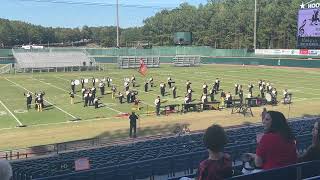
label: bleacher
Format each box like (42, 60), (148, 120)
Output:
(12, 49), (96, 72)
(173, 55), (201, 67)
(10, 117), (319, 180)
(118, 56), (160, 69)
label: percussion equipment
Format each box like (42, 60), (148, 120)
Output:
(265, 93), (272, 103)
(84, 79), (89, 83)
(74, 80), (80, 85)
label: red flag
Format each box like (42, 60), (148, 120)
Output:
(138, 59), (148, 76)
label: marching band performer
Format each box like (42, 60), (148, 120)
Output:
(172, 86), (177, 99)
(239, 86), (244, 104)
(106, 77), (111, 87)
(111, 85), (117, 99)
(126, 90), (131, 103)
(283, 89), (288, 99)
(80, 78), (85, 89)
(149, 77), (154, 87)
(160, 82), (166, 96)
(69, 91), (75, 104)
(262, 80), (266, 90)
(201, 93), (208, 104)
(234, 83), (239, 95)
(216, 78), (221, 91)
(118, 92), (124, 104)
(186, 80), (191, 92)
(71, 80), (75, 94)
(131, 75), (136, 87)
(124, 81), (130, 91)
(24, 92), (32, 110)
(154, 96), (161, 116)
(92, 77), (96, 87)
(99, 81), (105, 95)
(167, 77), (174, 88)
(202, 82), (208, 95)
(248, 83), (254, 97)
(144, 81), (148, 92)
(187, 88), (193, 101)
(201, 93), (208, 110)
(260, 85), (265, 98)
(258, 80), (262, 90)
(88, 91), (93, 106)
(81, 88), (86, 100)
(209, 88), (215, 102)
(93, 97), (99, 109)
(226, 92), (233, 108)
(84, 92), (89, 107)
(91, 87), (96, 99)
(272, 88), (278, 103)
(184, 95), (191, 104)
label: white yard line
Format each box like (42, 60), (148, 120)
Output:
(33, 77), (124, 114)
(5, 78), (79, 121)
(0, 117), (114, 131)
(0, 100), (23, 126)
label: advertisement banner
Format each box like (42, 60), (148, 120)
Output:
(255, 49), (320, 56)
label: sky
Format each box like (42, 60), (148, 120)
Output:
(0, 0), (208, 28)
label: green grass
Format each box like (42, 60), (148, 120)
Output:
(0, 64), (320, 149)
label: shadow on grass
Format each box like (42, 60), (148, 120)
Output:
(94, 122), (191, 141)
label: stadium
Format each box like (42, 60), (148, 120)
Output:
(0, 0), (320, 180)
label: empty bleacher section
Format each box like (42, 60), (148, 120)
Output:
(0, 63), (14, 74)
(118, 56), (160, 69)
(173, 55), (201, 67)
(9, 117), (319, 180)
(12, 48), (100, 73)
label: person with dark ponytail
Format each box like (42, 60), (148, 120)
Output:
(299, 121), (320, 162)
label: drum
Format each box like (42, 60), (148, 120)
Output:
(95, 78), (99, 82)
(265, 93), (272, 103)
(84, 79), (89, 83)
(74, 80), (80, 86)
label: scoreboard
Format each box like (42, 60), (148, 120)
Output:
(297, 5), (320, 48)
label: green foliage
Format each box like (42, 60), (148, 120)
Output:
(0, 0), (300, 48)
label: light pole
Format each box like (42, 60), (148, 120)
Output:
(253, 0), (257, 49)
(116, 0), (120, 48)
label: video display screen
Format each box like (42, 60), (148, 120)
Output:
(298, 9), (320, 37)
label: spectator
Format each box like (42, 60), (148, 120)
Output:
(248, 111), (297, 170)
(198, 124), (232, 180)
(0, 159), (12, 180)
(299, 121), (320, 162)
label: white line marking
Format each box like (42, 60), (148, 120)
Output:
(0, 117), (113, 131)
(33, 77), (123, 113)
(4, 78), (79, 121)
(0, 100), (23, 126)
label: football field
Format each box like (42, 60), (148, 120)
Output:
(0, 64), (319, 149)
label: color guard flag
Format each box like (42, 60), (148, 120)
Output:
(138, 59), (148, 76)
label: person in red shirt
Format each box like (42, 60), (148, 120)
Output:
(249, 111), (297, 170)
(198, 124), (233, 180)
